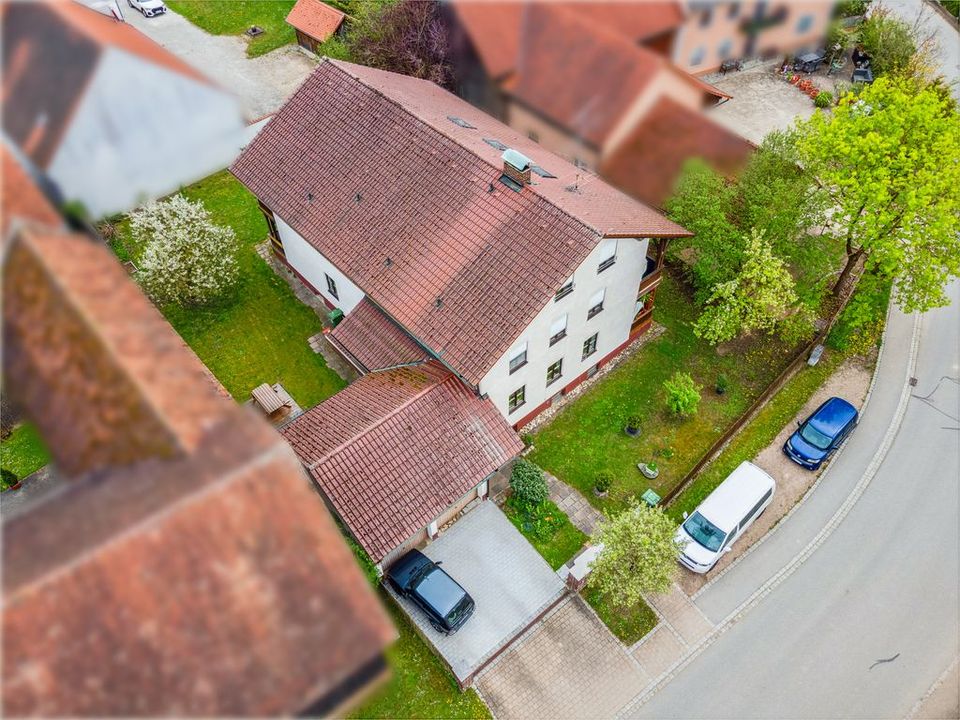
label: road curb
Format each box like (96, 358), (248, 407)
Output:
(621, 308), (922, 716)
(691, 300), (899, 600)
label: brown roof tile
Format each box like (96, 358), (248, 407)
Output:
(449, 2), (526, 79)
(286, 0), (346, 42)
(601, 96), (755, 208)
(1, 142), (62, 239)
(1, 228), (395, 717)
(281, 361), (522, 560)
(329, 297), (428, 371)
(232, 60), (687, 385)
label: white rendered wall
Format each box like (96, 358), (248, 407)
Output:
(275, 216), (365, 313)
(478, 236), (650, 422)
(47, 47), (245, 219)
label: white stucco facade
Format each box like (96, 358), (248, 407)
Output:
(47, 47), (245, 219)
(275, 215), (366, 313)
(478, 236), (651, 422)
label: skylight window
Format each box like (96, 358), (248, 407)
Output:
(484, 138), (509, 151)
(447, 115), (476, 129)
(531, 165), (556, 179)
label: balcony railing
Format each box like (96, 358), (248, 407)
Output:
(637, 267), (663, 296)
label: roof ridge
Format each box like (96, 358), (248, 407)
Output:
(325, 59), (614, 240)
(307, 361), (449, 468)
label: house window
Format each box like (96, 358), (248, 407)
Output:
(597, 239), (617, 273)
(549, 315), (568, 346)
(690, 46), (706, 66)
(582, 333), (598, 359)
(555, 276), (574, 301)
(718, 39), (734, 59)
(508, 343), (528, 374)
(587, 289), (605, 320)
(546, 359), (563, 386)
(508, 386), (526, 413)
(325, 273), (339, 300)
(527, 129), (540, 142)
(796, 14), (814, 33)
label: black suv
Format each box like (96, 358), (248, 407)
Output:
(386, 549), (475, 634)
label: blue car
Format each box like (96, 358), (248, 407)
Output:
(783, 397), (858, 470)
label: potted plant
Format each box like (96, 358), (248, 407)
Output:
(594, 472), (613, 498)
(638, 461), (659, 480)
(715, 374), (730, 395)
(624, 414), (642, 438)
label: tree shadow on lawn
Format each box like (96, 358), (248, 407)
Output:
(529, 271), (801, 516)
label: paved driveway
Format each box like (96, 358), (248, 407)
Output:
(389, 501), (565, 685)
(122, 6), (315, 119)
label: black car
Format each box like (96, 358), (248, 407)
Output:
(386, 549), (475, 634)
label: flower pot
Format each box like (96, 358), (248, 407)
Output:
(638, 463), (660, 480)
(624, 425), (640, 438)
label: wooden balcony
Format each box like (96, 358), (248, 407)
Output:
(637, 267), (663, 296)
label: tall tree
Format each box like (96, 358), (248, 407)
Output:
(795, 76), (960, 313)
(694, 229), (798, 344)
(347, 0), (453, 88)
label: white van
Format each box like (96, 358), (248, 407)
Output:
(675, 461), (776, 573)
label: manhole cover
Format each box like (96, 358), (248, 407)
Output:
(909, 377), (918, 386)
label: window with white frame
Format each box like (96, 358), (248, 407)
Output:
(597, 239), (617, 273)
(549, 315), (568, 346)
(796, 14), (814, 33)
(690, 45), (706, 66)
(555, 276), (574, 301)
(587, 288), (605, 320)
(508, 342), (528, 374)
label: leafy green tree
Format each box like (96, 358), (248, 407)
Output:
(588, 502), (682, 609)
(694, 229), (798, 344)
(664, 159), (742, 304)
(858, 8), (917, 77)
(795, 76), (960, 313)
(663, 372), (702, 418)
(510, 458), (548, 507)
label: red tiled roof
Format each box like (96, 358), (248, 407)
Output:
(286, 0), (345, 43)
(1, 143), (62, 239)
(601, 96), (755, 208)
(566, 1), (685, 42)
(508, 3), (729, 150)
(281, 361), (522, 561)
(449, 2), (526, 79)
(329, 298), (428, 372)
(2, 1), (210, 168)
(232, 60), (688, 385)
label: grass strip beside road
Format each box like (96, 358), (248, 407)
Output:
(1, 423), (50, 479)
(582, 587), (658, 646)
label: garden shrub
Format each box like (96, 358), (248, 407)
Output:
(859, 9), (917, 76)
(835, 0), (871, 17)
(510, 458), (548, 507)
(1, 468), (18, 492)
(663, 371), (702, 418)
(815, 91), (833, 108)
(594, 472), (613, 493)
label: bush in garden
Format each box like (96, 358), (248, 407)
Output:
(510, 458), (548, 507)
(663, 371), (702, 418)
(131, 194), (239, 307)
(1, 468), (18, 491)
(815, 91), (833, 108)
(594, 472), (613, 493)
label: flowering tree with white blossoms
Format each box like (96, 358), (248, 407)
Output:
(131, 194), (239, 307)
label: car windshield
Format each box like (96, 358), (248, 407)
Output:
(683, 511), (726, 553)
(415, 568), (465, 618)
(800, 421), (833, 450)
(446, 597), (471, 624)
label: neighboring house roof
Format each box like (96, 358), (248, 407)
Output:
(328, 297), (428, 372)
(507, 3), (728, 150)
(2, 1), (210, 169)
(232, 60), (688, 385)
(282, 361), (522, 561)
(572, 1), (684, 42)
(2, 226), (395, 717)
(286, 0), (346, 43)
(1, 142), (63, 239)
(601, 96), (755, 207)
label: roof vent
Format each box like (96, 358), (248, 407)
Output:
(501, 149), (532, 188)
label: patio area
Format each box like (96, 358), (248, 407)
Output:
(386, 500), (566, 686)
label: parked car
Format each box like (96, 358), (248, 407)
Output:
(783, 396), (859, 470)
(128, 0), (167, 17)
(676, 461), (776, 574)
(386, 549), (475, 634)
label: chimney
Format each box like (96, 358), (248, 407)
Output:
(501, 148), (532, 187)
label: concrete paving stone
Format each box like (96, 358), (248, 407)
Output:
(631, 626), (686, 680)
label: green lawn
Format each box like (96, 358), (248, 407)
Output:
(582, 586), (658, 645)
(529, 273), (796, 514)
(351, 597), (490, 720)
(166, 1), (298, 57)
(667, 351), (844, 522)
(503, 497), (588, 570)
(1, 423), (50, 480)
(111, 171), (345, 409)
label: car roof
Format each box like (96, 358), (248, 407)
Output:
(810, 397), (858, 434)
(696, 461), (775, 532)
